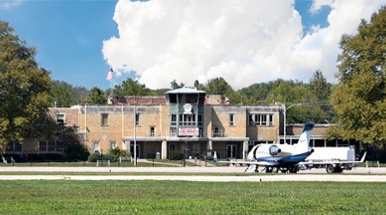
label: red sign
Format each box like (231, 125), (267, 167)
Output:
(178, 128), (199, 136)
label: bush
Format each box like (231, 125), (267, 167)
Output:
(169, 150), (183, 160)
(109, 147), (131, 161)
(87, 153), (115, 162)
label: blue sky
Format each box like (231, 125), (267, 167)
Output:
(0, 0), (384, 90)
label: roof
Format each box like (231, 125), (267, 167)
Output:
(166, 87), (206, 94)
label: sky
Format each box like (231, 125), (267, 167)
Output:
(1, 0), (386, 90)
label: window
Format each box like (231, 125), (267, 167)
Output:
(179, 114), (196, 126)
(56, 113), (65, 125)
(39, 141), (47, 152)
(198, 114), (203, 126)
(248, 114), (273, 126)
(229, 114), (234, 126)
(170, 128), (177, 137)
(48, 141), (55, 151)
(135, 113), (140, 125)
(150, 126), (155, 136)
(171, 114), (177, 126)
(101, 113), (109, 126)
(268, 114), (274, 126)
(110, 141), (117, 150)
(7, 140), (22, 152)
(261, 114), (267, 125)
(213, 126), (219, 137)
(93, 141), (99, 153)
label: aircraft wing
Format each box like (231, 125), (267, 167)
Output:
(217, 160), (276, 166)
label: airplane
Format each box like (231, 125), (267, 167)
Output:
(216, 121), (316, 173)
(215, 121), (367, 173)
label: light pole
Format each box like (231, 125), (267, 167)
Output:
(134, 101), (138, 166)
(283, 103), (301, 144)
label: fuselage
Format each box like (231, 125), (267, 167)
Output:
(247, 144), (313, 167)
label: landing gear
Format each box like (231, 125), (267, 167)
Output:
(289, 166), (299, 173)
(326, 164), (344, 173)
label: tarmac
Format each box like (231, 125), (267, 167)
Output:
(1, 166), (386, 182)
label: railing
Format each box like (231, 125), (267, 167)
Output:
(212, 130), (226, 137)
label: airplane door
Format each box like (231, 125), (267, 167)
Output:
(226, 144), (237, 158)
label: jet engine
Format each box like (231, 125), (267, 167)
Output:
(269, 145), (281, 156)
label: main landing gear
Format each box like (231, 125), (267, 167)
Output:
(260, 166), (299, 173)
(326, 164), (344, 173)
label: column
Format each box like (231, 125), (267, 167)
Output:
(161, 140), (167, 159)
(207, 140), (213, 150)
(243, 141), (248, 160)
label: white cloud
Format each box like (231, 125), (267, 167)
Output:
(102, 0), (386, 90)
(1, 0), (21, 9)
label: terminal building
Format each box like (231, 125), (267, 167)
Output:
(4, 88), (359, 161)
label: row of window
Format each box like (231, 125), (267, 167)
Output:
(170, 114), (203, 126)
(101, 113), (140, 126)
(248, 114), (274, 126)
(57, 113), (274, 128)
(92, 141), (117, 153)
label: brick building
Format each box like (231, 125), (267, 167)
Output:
(4, 88), (357, 161)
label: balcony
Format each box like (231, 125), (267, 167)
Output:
(212, 129), (226, 137)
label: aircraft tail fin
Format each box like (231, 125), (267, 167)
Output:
(296, 122), (314, 150)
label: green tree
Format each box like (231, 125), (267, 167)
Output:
(0, 21), (52, 150)
(328, 6), (386, 145)
(114, 78), (154, 96)
(52, 81), (89, 107)
(205, 77), (233, 95)
(87, 87), (107, 104)
(308, 70), (331, 102)
(170, 79), (184, 89)
(51, 81), (76, 107)
(240, 79), (286, 104)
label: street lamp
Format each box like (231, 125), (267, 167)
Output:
(134, 101), (138, 166)
(283, 103), (301, 144)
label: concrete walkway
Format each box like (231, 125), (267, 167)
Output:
(1, 166), (386, 182)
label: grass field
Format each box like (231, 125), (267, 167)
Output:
(0, 180), (385, 214)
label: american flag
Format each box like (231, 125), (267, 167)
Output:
(106, 67), (114, 81)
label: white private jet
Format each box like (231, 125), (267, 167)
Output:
(216, 121), (367, 173)
(217, 122), (316, 173)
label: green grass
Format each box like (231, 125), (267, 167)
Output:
(0, 180), (385, 214)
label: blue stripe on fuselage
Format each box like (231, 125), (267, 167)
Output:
(257, 151), (310, 166)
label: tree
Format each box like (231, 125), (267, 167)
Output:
(51, 81), (76, 107)
(87, 87), (107, 104)
(308, 70), (331, 102)
(114, 78), (154, 96)
(205, 77), (233, 95)
(170, 79), (184, 89)
(328, 6), (386, 145)
(0, 21), (52, 151)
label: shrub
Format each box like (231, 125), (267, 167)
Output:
(169, 150), (183, 160)
(87, 153), (115, 162)
(109, 147), (131, 161)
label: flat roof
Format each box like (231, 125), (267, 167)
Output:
(166, 88), (205, 94)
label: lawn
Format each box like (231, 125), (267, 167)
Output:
(0, 180), (385, 214)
